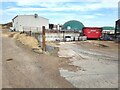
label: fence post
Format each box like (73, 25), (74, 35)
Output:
(63, 31), (65, 41)
(42, 26), (46, 51)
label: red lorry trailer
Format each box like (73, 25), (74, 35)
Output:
(82, 27), (102, 39)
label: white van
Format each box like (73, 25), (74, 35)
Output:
(65, 36), (72, 42)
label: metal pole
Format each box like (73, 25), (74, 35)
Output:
(42, 26), (46, 51)
(115, 21), (117, 38)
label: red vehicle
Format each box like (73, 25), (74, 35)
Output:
(82, 27), (102, 39)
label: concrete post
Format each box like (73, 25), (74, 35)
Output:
(42, 26), (46, 51)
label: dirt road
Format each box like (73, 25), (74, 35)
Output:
(2, 29), (119, 88)
(2, 36), (74, 88)
(58, 42), (118, 88)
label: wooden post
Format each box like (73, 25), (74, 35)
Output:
(42, 26), (46, 51)
(63, 31), (64, 41)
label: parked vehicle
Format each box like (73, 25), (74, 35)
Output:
(64, 36), (72, 41)
(100, 34), (113, 41)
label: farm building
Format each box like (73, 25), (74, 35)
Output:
(12, 14), (49, 32)
(102, 26), (115, 34)
(62, 20), (84, 32)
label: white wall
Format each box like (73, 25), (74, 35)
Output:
(13, 16), (19, 31)
(13, 15), (49, 32)
(39, 32), (80, 42)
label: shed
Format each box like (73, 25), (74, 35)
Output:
(12, 14), (49, 33)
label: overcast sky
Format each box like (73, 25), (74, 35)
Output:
(0, 0), (119, 27)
